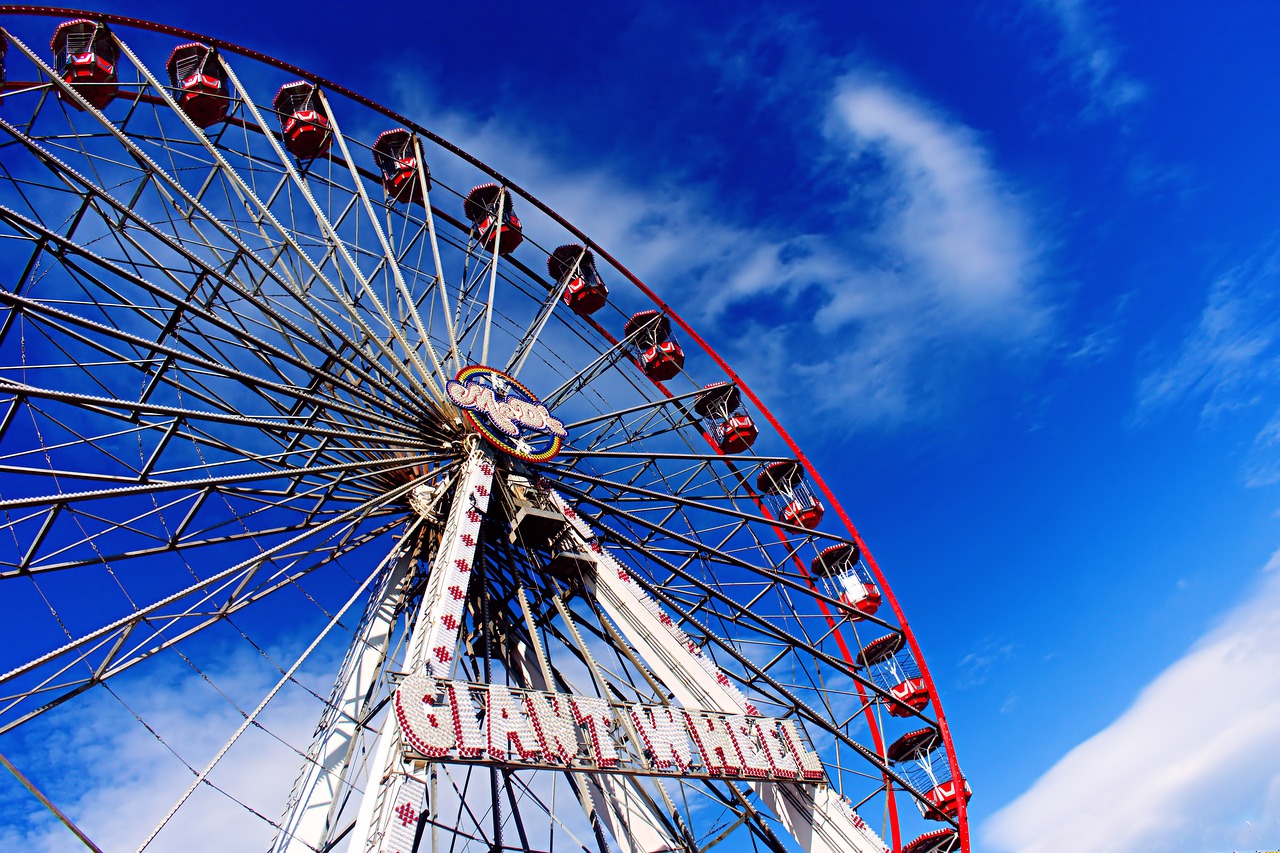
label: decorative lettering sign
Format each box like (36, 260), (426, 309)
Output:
(394, 672), (826, 783)
(446, 366), (566, 462)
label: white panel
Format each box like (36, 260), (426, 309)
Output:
(380, 775), (427, 853)
(584, 774), (681, 853)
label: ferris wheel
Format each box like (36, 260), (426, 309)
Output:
(0, 10), (969, 853)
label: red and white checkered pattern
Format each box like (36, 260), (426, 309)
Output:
(414, 449), (493, 677)
(380, 775), (425, 853)
(364, 448), (494, 853)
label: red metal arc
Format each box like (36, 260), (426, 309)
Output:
(0, 9), (970, 850)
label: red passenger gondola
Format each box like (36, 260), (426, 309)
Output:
(886, 726), (941, 763)
(624, 310), (684, 381)
(810, 543), (881, 619)
(373, 128), (426, 204)
(549, 245), (608, 316)
(272, 81), (331, 160)
(887, 676), (931, 716)
(890, 676), (931, 712)
(923, 778), (972, 821)
(856, 632), (904, 668)
(903, 828), (960, 853)
(857, 632), (930, 717)
(50, 19), (117, 111)
(464, 183), (522, 255)
(693, 382), (758, 454)
(756, 460), (824, 529)
(166, 43), (229, 128)
(887, 727), (971, 821)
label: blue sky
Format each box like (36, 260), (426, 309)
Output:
(7, 1), (1280, 851)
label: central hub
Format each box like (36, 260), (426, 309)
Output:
(445, 365), (566, 462)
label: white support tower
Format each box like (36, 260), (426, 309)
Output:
(549, 491), (890, 853)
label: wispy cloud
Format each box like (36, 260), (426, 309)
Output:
(1135, 248), (1280, 424)
(824, 78), (1047, 334)
(1035, 0), (1145, 116)
(1065, 291), (1132, 363)
(0, 653), (329, 851)
(984, 551), (1280, 853)
(397, 70), (1051, 430)
(1133, 246), (1280, 487)
(1246, 412), (1280, 487)
(955, 637), (1016, 689)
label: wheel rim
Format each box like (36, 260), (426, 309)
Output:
(0, 10), (968, 853)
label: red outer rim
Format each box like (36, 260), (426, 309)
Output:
(0, 9), (969, 850)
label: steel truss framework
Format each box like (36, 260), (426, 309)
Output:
(0, 9), (968, 853)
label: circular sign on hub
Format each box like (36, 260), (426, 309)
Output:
(446, 365), (566, 462)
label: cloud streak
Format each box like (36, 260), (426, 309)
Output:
(824, 78), (1046, 333)
(0, 653), (331, 852)
(1134, 245), (1280, 486)
(985, 551), (1280, 853)
(1035, 0), (1145, 115)
(398, 71), (1051, 430)
(1135, 256), (1280, 422)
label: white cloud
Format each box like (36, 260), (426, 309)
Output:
(1134, 248), (1280, 486)
(1246, 411), (1280, 487)
(824, 78), (1047, 332)
(954, 638), (1016, 689)
(985, 551), (1280, 853)
(1133, 245), (1280, 489)
(1136, 269), (1280, 422)
(1035, 0), (1145, 115)
(1065, 291), (1133, 364)
(396, 72), (1050, 430)
(0, 652), (333, 852)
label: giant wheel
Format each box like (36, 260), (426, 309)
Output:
(0, 10), (969, 853)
